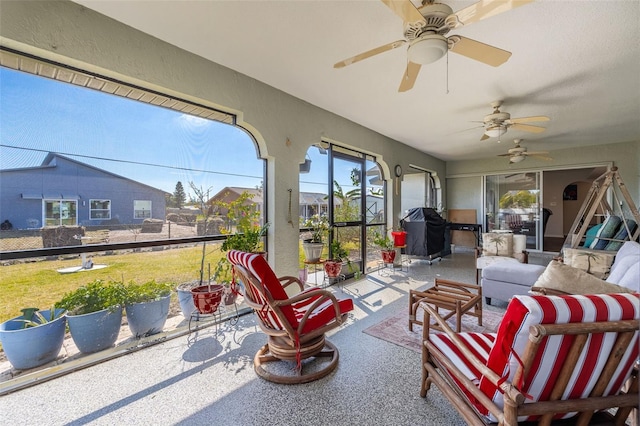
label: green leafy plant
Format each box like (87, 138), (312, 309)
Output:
(122, 280), (173, 305)
(16, 307), (65, 329)
(55, 280), (126, 315)
(373, 231), (394, 250)
(302, 214), (329, 243)
(221, 222), (269, 253)
(330, 239), (349, 261)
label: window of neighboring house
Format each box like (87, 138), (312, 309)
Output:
(44, 200), (77, 226)
(90, 199), (111, 220)
(133, 200), (152, 219)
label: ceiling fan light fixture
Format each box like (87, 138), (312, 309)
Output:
(407, 35), (448, 65)
(510, 154), (526, 163)
(485, 125), (507, 138)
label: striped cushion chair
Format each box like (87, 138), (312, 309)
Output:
(421, 293), (639, 425)
(227, 250), (354, 384)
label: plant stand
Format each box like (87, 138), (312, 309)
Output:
(303, 259), (326, 288)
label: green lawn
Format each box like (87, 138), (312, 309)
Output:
(0, 244), (227, 323)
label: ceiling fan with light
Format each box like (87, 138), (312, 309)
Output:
(480, 100), (550, 141)
(498, 139), (552, 163)
(334, 0), (534, 92)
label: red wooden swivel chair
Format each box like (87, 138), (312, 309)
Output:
(227, 250), (354, 384)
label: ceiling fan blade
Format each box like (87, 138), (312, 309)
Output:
(497, 153), (512, 157)
(510, 123), (547, 133)
(528, 154), (553, 161)
(525, 151), (549, 155)
(480, 133), (490, 141)
(398, 61), (421, 92)
(334, 40), (407, 68)
(451, 0), (535, 28)
(449, 36), (511, 67)
(509, 115), (550, 124)
(380, 0), (426, 27)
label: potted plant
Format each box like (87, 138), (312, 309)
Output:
(301, 214), (329, 262)
(325, 239), (349, 278)
(0, 307), (67, 370)
(55, 280), (126, 354)
(374, 231), (396, 264)
(215, 191), (269, 304)
(122, 280), (173, 338)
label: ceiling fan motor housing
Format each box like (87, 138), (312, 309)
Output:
(404, 3), (453, 39)
(484, 111), (511, 125)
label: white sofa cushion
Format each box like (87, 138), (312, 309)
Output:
(607, 241), (640, 292)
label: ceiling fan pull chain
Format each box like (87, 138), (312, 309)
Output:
(446, 51), (450, 94)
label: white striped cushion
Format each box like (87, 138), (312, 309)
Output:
(479, 293), (639, 423)
(428, 332), (496, 385)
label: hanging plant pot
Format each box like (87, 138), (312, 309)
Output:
(381, 250), (396, 264)
(302, 242), (324, 262)
(324, 260), (342, 278)
(191, 284), (224, 314)
(391, 231), (407, 247)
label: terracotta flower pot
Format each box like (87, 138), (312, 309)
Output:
(191, 284), (224, 314)
(324, 260), (342, 278)
(381, 250), (396, 264)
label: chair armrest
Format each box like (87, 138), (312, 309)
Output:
(274, 288), (346, 332)
(474, 247), (483, 259)
(278, 275), (305, 292)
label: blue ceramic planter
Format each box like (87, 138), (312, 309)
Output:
(176, 283), (198, 320)
(0, 308), (67, 370)
(67, 306), (123, 354)
(125, 295), (170, 338)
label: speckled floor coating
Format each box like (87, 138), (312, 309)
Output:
(0, 251), (517, 425)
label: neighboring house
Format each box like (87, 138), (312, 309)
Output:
(209, 186), (264, 214)
(0, 153), (168, 229)
(299, 192), (329, 222)
(211, 186), (336, 224)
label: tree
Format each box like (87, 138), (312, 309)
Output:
(173, 181), (187, 209)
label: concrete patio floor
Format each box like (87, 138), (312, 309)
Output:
(0, 251), (522, 425)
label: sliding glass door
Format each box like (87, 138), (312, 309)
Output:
(485, 172), (541, 250)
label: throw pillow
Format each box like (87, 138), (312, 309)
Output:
(482, 232), (513, 257)
(583, 223), (602, 247)
(590, 215), (622, 250)
(604, 220), (637, 251)
(562, 248), (616, 279)
(530, 260), (633, 296)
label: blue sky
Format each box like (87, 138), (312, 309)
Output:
(0, 67), (376, 198)
(0, 68), (267, 197)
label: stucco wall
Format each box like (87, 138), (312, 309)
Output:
(0, 0), (445, 275)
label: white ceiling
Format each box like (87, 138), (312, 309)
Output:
(75, 0), (640, 162)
